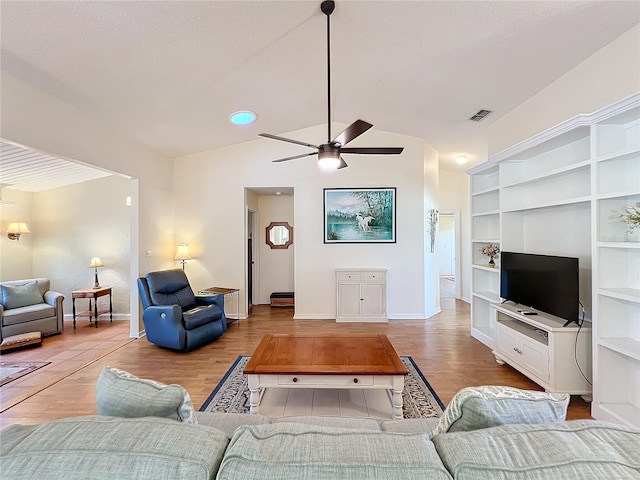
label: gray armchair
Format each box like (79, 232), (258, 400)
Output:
(137, 269), (226, 352)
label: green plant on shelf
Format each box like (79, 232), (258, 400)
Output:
(616, 202), (640, 232)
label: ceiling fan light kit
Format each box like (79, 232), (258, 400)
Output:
(259, 0), (403, 170)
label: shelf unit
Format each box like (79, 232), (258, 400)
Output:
(470, 164), (501, 348)
(592, 103), (640, 428)
(468, 93), (640, 428)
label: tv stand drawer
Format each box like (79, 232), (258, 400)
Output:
(496, 320), (549, 384)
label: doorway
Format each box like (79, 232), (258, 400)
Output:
(247, 209), (257, 314)
(438, 211), (461, 299)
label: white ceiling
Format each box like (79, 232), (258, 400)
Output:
(1, 1), (639, 177)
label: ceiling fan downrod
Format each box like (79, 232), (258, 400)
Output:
(321, 0), (335, 143)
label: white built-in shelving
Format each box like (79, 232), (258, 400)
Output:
(468, 93), (640, 428)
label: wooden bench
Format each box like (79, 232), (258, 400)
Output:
(270, 292), (294, 307)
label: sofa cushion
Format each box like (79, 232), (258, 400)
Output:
(2, 303), (56, 326)
(195, 412), (272, 437)
(273, 415), (381, 430)
(183, 304), (222, 329)
(433, 386), (569, 434)
(432, 420), (640, 479)
(0, 416), (228, 480)
(1, 281), (43, 309)
(380, 417), (440, 435)
(216, 423), (453, 480)
(96, 366), (197, 423)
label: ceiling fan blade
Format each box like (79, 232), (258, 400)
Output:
(332, 119), (373, 146)
(340, 147), (404, 155)
(259, 133), (319, 150)
(272, 152), (318, 163)
(337, 157), (348, 169)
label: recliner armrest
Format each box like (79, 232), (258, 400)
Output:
(142, 304), (185, 328)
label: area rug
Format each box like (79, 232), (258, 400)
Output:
(200, 355), (445, 419)
(0, 361), (50, 387)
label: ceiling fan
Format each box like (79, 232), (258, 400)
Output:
(259, 0), (404, 170)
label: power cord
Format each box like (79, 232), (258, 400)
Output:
(574, 301), (592, 386)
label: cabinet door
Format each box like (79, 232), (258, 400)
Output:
(496, 323), (522, 364)
(521, 338), (549, 383)
(361, 283), (385, 317)
(337, 283), (362, 318)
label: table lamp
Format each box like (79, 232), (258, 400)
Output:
(174, 244), (192, 270)
(89, 257), (104, 288)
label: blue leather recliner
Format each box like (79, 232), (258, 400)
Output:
(137, 269), (227, 352)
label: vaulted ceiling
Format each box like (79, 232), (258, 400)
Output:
(1, 0), (639, 188)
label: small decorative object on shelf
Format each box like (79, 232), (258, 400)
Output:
(616, 202), (640, 242)
(482, 243), (500, 268)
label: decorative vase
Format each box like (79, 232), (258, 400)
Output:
(488, 256), (495, 268)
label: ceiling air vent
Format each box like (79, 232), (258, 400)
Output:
(469, 109), (493, 122)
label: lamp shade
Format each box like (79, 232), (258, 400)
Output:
(174, 244), (192, 261)
(89, 257), (104, 268)
(7, 222), (31, 234)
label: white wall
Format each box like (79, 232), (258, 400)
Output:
(0, 189), (34, 280)
(489, 25), (640, 156)
(439, 170), (471, 302)
(423, 144), (440, 318)
(174, 124), (439, 320)
(32, 175), (132, 317)
(259, 195), (294, 304)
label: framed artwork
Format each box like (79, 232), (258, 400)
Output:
(323, 187), (396, 243)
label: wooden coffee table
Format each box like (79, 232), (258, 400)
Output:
(243, 333), (408, 419)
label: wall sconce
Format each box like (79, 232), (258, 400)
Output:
(7, 222), (31, 241)
(89, 257), (104, 288)
(174, 244), (192, 270)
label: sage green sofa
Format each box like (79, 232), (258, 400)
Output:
(1, 371), (638, 479)
(1, 414), (638, 479)
(0, 278), (64, 342)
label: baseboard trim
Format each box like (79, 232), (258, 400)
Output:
(292, 314), (335, 320)
(64, 314), (130, 322)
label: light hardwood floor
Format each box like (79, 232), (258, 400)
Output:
(0, 299), (591, 429)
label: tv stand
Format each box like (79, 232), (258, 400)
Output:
(491, 303), (592, 395)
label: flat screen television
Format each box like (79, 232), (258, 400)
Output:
(500, 252), (579, 326)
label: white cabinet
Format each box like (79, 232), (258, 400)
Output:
(336, 269), (387, 323)
(493, 304), (591, 395)
(469, 93), (640, 427)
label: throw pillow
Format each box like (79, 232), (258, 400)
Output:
(95, 366), (197, 424)
(1, 281), (43, 309)
(432, 385), (569, 435)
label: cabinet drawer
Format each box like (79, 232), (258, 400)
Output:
(362, 271), (385, 282)
(496, 322), (549, 383)
(277, 375), (374, 386)
(338, 272), (361, 281)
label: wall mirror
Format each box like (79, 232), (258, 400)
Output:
(266, 222), (293, 249)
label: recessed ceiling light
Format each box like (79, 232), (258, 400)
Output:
(228, 111), (257, 125)
(455, 155), (468, 165)
(275, 191), (282, 195)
